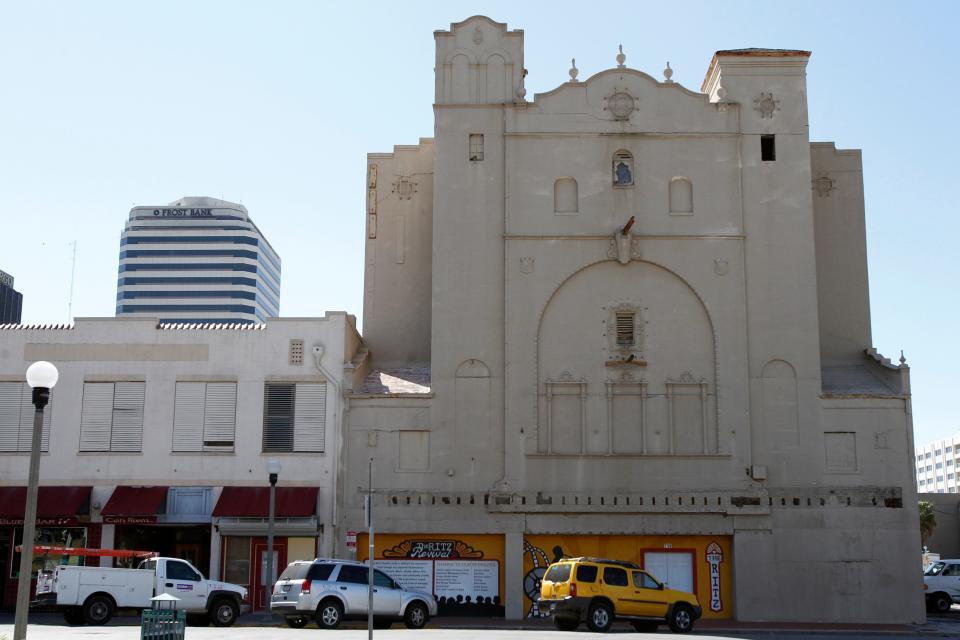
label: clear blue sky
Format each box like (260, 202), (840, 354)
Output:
(1, 1), (957, 445)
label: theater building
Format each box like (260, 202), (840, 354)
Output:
(343, 16), (923, 623)
(0, 314), (359, 610)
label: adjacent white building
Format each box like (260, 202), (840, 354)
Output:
(117, 197), (281, 324)
(0, 314), (360, 611)
(916, 434), (960, 493)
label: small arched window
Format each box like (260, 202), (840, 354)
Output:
(613, 150), (634, 186)
(554, 177), (579, 214)
(669, 177), (693, 214)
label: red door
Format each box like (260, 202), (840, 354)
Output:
(252, 538), (287, 611)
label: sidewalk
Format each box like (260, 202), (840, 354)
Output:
(233, 612), (945, 636)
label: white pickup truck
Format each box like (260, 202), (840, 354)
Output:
(35, 556), (247, 626)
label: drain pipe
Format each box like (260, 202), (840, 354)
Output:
(312, 342), (342, 557)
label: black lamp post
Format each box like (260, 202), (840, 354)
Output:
(14, 361), (58, 640)
(264, 459), (281, 621)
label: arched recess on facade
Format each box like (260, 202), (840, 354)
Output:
(454, 358), (498, 476)
(535, 259), (718, 455)
(760, 358), (799, 450)
(554, 177), (579, 214)
(669, 177), (693, 214)
(482, 49), (514, 103)
(444, 50), (478, 103)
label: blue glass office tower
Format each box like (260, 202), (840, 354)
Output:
(116, 197), (280, 324)
(0, 270), (22, 324)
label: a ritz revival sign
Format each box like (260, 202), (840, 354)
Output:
(152, 208), (213, 217)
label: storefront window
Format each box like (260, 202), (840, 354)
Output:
(223, 536), (250, 585)
(12, 527), (87, 578)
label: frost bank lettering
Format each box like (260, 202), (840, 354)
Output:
(410, 541), (455, 559)
(153, 208), (213, 217)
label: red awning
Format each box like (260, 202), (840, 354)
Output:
(213, 487), (318, 518)
(0, 486), (91, 525)
(101, 486), (168, 524)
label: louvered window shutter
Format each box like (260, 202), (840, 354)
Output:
(79, 383), (114, 452)
(110, 382), (145, 452)
(0, 383), (21, 452)
(262, 383), (294, 452)
(203, 383), (236, 449)
(173, 382), (205, 452)
(293, 383), (326, 452)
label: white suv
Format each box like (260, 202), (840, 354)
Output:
(272, 558), (437, 629)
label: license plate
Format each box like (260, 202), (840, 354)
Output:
(282, 585), (291, 592)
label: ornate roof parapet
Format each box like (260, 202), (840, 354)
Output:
(0, 323), (74, 331)
(864, 347), (910, 395)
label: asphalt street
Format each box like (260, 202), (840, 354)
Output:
(1, 611), (958, 639)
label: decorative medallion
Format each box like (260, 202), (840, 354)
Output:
(519, 256), (535, 274)
(714, 258), (729, 276)
(754, 92), (780, 119)
(606, 91), (636, 120)
(472, 26), (483, 45)
(812, 173), (836, 198)
(392, 176), (418, 200)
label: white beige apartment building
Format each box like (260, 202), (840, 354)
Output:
(916, 434), (960, 494)
(0, 315), (360, 611)
(342, 15), (923, 624)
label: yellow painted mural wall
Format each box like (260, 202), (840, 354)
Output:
(359, 533), (506, 613)
(523, 535), (733, 619)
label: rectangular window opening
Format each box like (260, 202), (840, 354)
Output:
(761, 135), (776, 161)
(469, 134), (484, 161)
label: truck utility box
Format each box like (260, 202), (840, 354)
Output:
(31, 552), (247, 627)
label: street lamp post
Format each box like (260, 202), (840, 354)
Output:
(14, 361), (59, 640)
(264, 459), (281, 622)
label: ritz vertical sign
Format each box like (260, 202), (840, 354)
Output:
(705, 541), (724, 612)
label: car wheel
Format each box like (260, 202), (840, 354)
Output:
(63, 609), (85, 626)
(404, 601), (429, 629)
(186, 613), (210, 626)
(317, 599), (344, 629)
(668, 603), (695, 633)
(932, 592), (953, 614)
(285, 615), (310, 628)
(209, 598), (239, 627)
(553, 615), (579, 631)
(632, 620), (659, 632)
(82, 594), (114, 626)
(586, 601), (613, 633)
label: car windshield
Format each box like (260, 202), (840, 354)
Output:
(925, 561), (946, 576)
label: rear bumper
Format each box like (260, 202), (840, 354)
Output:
(29, 593), (58, 610)
(269, 600), (299, 614)
(538, 596), (590, 619)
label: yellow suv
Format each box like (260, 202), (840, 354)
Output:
(538, 557), (702, 633)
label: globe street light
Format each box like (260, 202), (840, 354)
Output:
(14, 361), (58, 640)
(264, 459), (281, 621)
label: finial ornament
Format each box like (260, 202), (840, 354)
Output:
(569, 58), (579, 82)
(663, 61), (673, 82)
(616, 44), (626, 68)
(516, 75), (527, 101)
(900, 350), (907, 365)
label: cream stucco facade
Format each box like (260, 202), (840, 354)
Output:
(0, 315), (360, 610)
(348, 16), (923, 623)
